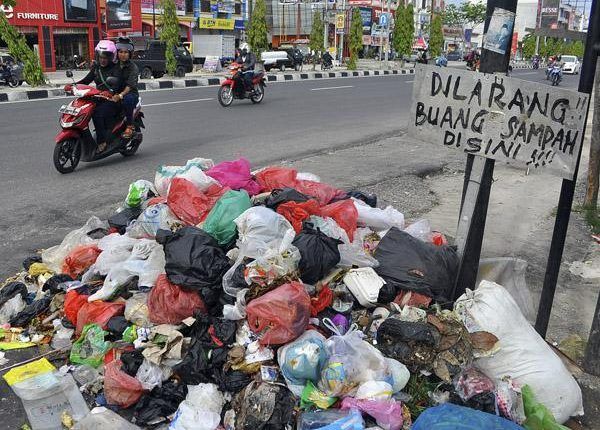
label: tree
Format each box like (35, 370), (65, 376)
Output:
(571, 40), (584, 58)
(522, 33), (536, 59)
(429, 15), (443, 57)
(0, 0), (45, 86)
(247, 0), (269, 58)
(309, 10), (324, 70)
(393, 3), (413, 64)
(159, 0), (179, 76)
(585, 62), (600, 210)
(461, 1), (486, 27)
(348, 8), (362, 70)
(443, 4), (463, 28)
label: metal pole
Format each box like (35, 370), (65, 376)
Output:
(339, 0), (346, 62)
(153, 0), (156, 39)
(324, 1), (329, 51)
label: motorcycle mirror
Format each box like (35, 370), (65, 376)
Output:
(66, 70), (73, 78)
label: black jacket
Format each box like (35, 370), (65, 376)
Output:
(77, 62), (122, 93)
(118, 60), (139, 95)
(235, 52), (256, 71)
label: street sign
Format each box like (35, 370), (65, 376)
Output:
(336, 13), (345, 33)
(379, 12), (389, 27)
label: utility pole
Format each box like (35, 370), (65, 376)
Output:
(153, 0), (156, 39)
(339, 0), (346, 62)
(324, 0), (329, 51)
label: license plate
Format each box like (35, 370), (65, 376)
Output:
(59, 105), (79, 115)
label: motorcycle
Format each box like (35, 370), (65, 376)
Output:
(1, 62), (24, 87)
(532, 57), (540, 69)
(549, 64), (562, 86)
(218, 63), (266, 107)
(53, 71), (145, 174)
(545, 63), (553, 80)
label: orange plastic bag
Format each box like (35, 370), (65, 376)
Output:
(104, 359), (145, 408)
(295, 180), (344, 206)
(148, 275), (206, 324)
(76, 300), (125, 335)
(167, 178), (228, 225)
(64, 289), (90, 326)
(320, 200), (358, 242)
(246, 281), (310, 345)
(62, 245), (101, 279)
(276, 200), (321, 233)
(255, 167), (298, 192)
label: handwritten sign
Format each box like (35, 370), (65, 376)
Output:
(409, 64), (588, 179)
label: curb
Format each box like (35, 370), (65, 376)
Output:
(0, 68), (415, 103)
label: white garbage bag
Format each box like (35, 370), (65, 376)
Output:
(353, 199), (405, 232)
(169, 383), (224, 430)
(155, 157), (216, 196)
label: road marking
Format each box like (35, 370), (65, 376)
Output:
(405, 80), (414, 83)
(144, 98), (213, 107)
(311, 85), (354, 91)
(516, 71), (538, 75)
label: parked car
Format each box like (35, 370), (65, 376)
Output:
(446, 51), (462, 61)
(133, 40), (193, 79)
(260, 50), (302, 72)
(560, 55), (581, 74)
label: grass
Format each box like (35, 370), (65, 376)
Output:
(573, 204), (600, 234)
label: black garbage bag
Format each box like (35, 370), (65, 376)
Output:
(0, 282), (27, 309)
(108, 207), (143, 235)
(183, 313), (237, 347)
(347, 190), (378, 208)
(374, 227), (459, 303)
(134, 380), (188, 425)
(235, 381), (295, 430)
(156, 227), (230, 291)
(292, 224), (342, 285)
(217, 369), (252, 394)
(106, 315), (129, 336)
(87, 227), (109, 240)
(121, 349), (145, 377)
(172, 338), (213, 385)
(448, 390), (497, 415)
(22, 256), (42, 271)
(265, 188), (309, 210)
(9, 296), (52, 327)
(42, 274), (74, 294)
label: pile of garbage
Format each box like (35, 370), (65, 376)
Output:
(0, 157), (584, 429)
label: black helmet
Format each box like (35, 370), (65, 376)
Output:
(116, 36), (134, 55)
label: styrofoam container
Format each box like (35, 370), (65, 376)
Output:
(343, 267), (386, 308)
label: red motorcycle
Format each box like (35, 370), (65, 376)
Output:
(218, 63), (266, 107)
(54, 74), (144, 174)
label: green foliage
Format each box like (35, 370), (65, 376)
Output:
(522, 33), (536, 59)
(429, 15), (443, 57)
(393, 3), (414, 59)
(159, 0), (180, 75)
(571, 40), (584, 58)
(0, 1), (45, 86)
(443, 4), (462, 28)
(461, 1), (486, 26)
(247, 0), (269, 57)
(309, 9), (324, 69)
(348, 8), (362, 70)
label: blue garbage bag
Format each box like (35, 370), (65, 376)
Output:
(412, 404), (525, 430)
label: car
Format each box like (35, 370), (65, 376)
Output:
(133, 40), (193, 79)
(561, 55), (580, 74)
(446, 51), (462, 61)
(260, 50), (302, 72)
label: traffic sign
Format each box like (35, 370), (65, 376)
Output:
(379, 12), (390, 27)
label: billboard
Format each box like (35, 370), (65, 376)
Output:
(539, 0), (559, 29)
(359, 7), (372, 33)
(218, 0), (235, 13)
(141, 0), (185, 16)
(63, 0), (97, 22)
(106, 0), (131, 29)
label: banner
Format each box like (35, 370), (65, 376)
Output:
(359, 7), (372, 33)
(218, 0), (235, 13)
(106, 0), (131, 29)
(540, 0), (559, 29)
(198, 17), (235, 29)
(141, 0), (185, 16)
(63, 0), (97, 22)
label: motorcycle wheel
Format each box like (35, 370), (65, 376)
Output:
(120, 132), (142, 157)
(7, 76), (19, 88)
(218, 86), (234, 107)
(251, 84), (264, 104)
(53, 139), (81, 174)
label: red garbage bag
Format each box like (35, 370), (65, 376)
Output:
(206, 157), (261, 196)
(76, 300), (125, 335)
(104, 359), (145, 408)
(61, 244), (101, 279)
(148, 274), (207, 324)
(310, 285), (333, 317)
(255, 166), (298, 192)
(295, 180), (344, 206)
(64, 289), (90, 326)
(167, 178), (228, 225)
(246, 281), (310, 345)
(320, 199), (358, 241)
(276, 199), (321, 233)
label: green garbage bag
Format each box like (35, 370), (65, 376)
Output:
(202, 190), (251, 245)
(301, 381), (337, 409)
(70, 324), (111, 368)
(522, 385), (570, 430)
(126, 180), (157, 208)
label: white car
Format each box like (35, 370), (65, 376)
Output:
(561, 55), (581, 74)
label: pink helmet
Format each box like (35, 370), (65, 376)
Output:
(95, 40), (117, 63)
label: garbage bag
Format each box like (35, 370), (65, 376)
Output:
(412, 403), (525, 430)
(42, 274), (74, 294)
(374, 227), (459, 303)
(522, 385), (569, 430)
(134, 380), (187, 425)
(234, 206), (295, 248)
(295, 180), (344, 206)
(347, 190), (377, 208)
(73, 407), (142, 429)
(353, 199), (405, 231)
(171, 338), (213, 384)
(135, 359), (170, 391)
(64, 289), (90, 326)
(106, 315), (129, 335)
(206, 157), (261, 196)
(108, 206), (143, 234)
(453, 367), (496, 401)
(301, 380), (338, 409)
(61, 244), (102, 279)
(70, 324), (111, 367)
(0, 282), (27, 309)
(320, 200), (358, 242)
(255, 166), (298, 191)
(246, 281), (310, 345)
(9, 296), (51, 327)
(340, 397), (404, 430)
(0, 294), (26, 324)
(278, 330), (328, 395)
(42, 216), (108, 272)
(277, 200), (321, 233)
(22, 255), (43, 271)
(121, 349), (145, 376)
(155, 157), (216, 196)
(126, 179), (157, 208)
(122, 293), (149, 327)
(148, 275), (206, 324)
(126, 203), (181, 239)
(87, 233), (138, 276)
(104, 359), (145, 408)
(202, 190), (252, 245)
(292, 224), (342, 285)
(157, 226), (230, 292)
(235, 381), (295, 430)
(454, 281), (583, 423)
(298, 409), (365, 430)
(404, 219), (433, 242)
(76, 300), (125, 335)
(169, 383), (223, 430)
(265, 188), (309, 210)
(167, 178), (228, 226)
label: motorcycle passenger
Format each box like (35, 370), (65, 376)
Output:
(71, 40), (122, 153)
(115, 37), (139, 139)
(235, 43), (256, 91)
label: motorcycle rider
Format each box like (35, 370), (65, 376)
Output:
(235, 42), (256, 91)
(67, 40), (122, 153)
(115, 37), (139, 139)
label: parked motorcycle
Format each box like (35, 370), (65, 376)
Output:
(1, 61), (24, 87)
(218, 63), (266, 107)
(322, 52), (334, 70)
(53, 71), (144, 174)
(549, 64), (562, 86)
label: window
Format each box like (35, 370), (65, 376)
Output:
(201, 0), (211, 13)
(186, 0), (194, 13)
(235, 3), (241, 14)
